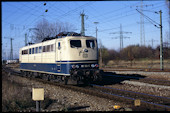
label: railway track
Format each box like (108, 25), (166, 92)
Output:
(89, 84), (170, 109)
(104, 74), (170, 86)
(102, 68), (170, 72)
(2, 65), (170, 111)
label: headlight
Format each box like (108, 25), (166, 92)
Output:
(71, 65), (79, 69)
(91, 64), (95, 68)
(71, 65), (76, 69)
(75, 65), (79, 68)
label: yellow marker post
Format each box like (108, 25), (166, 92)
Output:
(134, 99), (141, 107)
(32, 88), (44, 112)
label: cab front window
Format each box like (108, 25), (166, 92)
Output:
(70, 40), (81, 48)
(86, 40), (95, 48)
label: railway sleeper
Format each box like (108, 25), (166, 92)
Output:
(91, 84), (170, 108)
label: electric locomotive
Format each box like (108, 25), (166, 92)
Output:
(19, 32), (103, 84)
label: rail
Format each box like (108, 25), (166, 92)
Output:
(2, 65), (170, 111)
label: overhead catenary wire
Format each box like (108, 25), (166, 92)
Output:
(87, 2), (165, 27)
(2, 1), (168, 56)
(3, 1), (166, 35)
(88, 3), (166, 34)
(136, 9), (160, 28)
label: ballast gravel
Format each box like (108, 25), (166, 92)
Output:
(122, 80), (170, 90)
(4, 72), (129, 111)
(4, 67), (170, 111)
(106, 71), (170, 97)
(113, 71), (170, 80)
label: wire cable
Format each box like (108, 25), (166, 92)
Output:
(136, 9), (160, 28)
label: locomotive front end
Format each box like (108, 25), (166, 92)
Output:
(67, 36), (103, 84)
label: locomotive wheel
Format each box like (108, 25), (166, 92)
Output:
(36, 72), (41, 78)
(64, 76), (69, 85)
(59, 76), (67, 84)
(23, 71), (26, 77)
(49, 74), (55, 81)
(76, 76), (84, 85)
(32, 72), (36, 78)
(42, 73), (46, 80)
(34, 72), (39, 78)
(97, 73), (102, 82)
(26, 71), (30, 77)
(21, 70), (26, 77)
(44, 74), (50, 81)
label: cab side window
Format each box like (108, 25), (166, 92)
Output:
(39, 46), (42, 53)
(29, 48), (31, 54)
(35, 47), (38, 53)
(32, 48), (34, 54)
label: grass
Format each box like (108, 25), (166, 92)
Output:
(105, 59), (170, 70)
(2, 71), (35, 112)
(2, 71), (55, 112)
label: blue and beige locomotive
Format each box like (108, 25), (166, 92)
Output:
(19, 32), (103, 84)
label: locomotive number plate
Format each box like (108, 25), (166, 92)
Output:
(83, 54), (88, 58)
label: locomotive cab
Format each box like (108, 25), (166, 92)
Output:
(68, 36), (98, 61)
(64, 36), (103, 84)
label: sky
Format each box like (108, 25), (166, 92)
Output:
(2, 0), (170, 60)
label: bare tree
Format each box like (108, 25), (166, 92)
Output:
(32, 18), (75, 43)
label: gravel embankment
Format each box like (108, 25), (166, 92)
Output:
(106, 71), (170, 97)
(4, 71), (130, 111)
(4, 66), (170, 111)
(112, 71), (170, 80)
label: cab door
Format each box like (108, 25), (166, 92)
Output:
(85, 39), (97, 59)
(57, 42), (62, 61)
(57, 41), (62, 72)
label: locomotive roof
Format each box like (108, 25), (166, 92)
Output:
(21, 35), (96, 50)
(41, 32), (95, 42)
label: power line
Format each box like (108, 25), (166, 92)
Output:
(136, 9), (160, 28)
(146, 39), (158, 48)
(87, 2), (165, 31)
(110, 24), (132, 51)
(93, 3), (166, 33)
(89, 1), (141, 20)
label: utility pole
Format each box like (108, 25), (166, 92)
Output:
(10, 38), (14, 60)
(4, 37), (14, 60)
(25, 33), (27, 46)
(159, 10), (163, 70)
(94, 22), (102, 67)
(136, 9), (164, 70)
(110, 24), (132, 51)
(94, 22), (99, 39)
(80, 12), (85, 36)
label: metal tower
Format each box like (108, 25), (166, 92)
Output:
(134, 0), (153, 46)
(4, 37), (14, 60)
(140, 0), (145, 46)
(110, 24), (132, 51)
